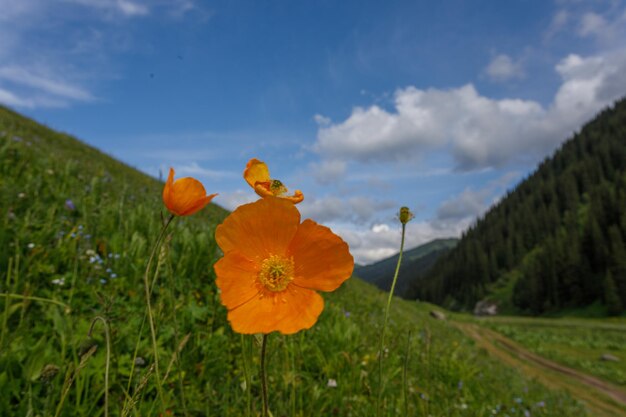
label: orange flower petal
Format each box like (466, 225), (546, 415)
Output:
(288, 219), (354, 292)
(214, 251), (261, 309)
(215, 197), (300, 259)
(227, 285), (324, 334)
(162, 168), (217, 216)
(244, 158), (270, 188)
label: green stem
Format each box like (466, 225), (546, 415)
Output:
(143, 214), (175, 412)
(403, 330), (412, 417)
(0, 257), (14, 348)
(241, 334), (252, 417)
(0, 293), (70, 312)
(377, 222), (407, 417)
(260, 334), (269, 417)
(88, 316), (111, 417)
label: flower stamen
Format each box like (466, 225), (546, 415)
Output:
(258, 255), (295, 292)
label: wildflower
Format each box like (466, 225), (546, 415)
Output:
(162, 167), (217, 216)
(65, 199), (76, 211)
(27, 243), (35, 249)
(51, 278), (65, 286)
(243, 158), (303, 203)
(327, 379), (338, 388)
(214, 197), (353, 334)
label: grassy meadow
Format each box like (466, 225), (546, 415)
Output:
(483, 316), (626, 387)
(0, 105), (591, 416)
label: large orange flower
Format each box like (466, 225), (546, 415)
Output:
(214, 197), (353, 334)
(243, 158), (304, 204)
(162, 168), (217, 216)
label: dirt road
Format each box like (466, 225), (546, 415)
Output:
(454, 322), (626, 417)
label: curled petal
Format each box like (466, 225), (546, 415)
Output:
(244, 159), (270, 189)
(253, 183), (304, 204)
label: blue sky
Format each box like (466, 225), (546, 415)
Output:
(2, 0), (626, 264)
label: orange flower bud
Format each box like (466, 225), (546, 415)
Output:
(162, 168), (217, 216)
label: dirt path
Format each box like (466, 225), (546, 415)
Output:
(454, 321), (626, 417)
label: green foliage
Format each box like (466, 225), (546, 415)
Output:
(485, 316), (626, 386)
(417, 97), (626, 314)
(0, 106), (589, 416)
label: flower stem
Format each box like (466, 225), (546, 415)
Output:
(377, 222), (407, 417)
(88, 316), (111, 417)
(143, 214), (175, 412)
(403, 330), (412, 417)
(260, 333), (269, 417)
(241, 334), (252, 417)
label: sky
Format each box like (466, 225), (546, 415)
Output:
(2, 0), (626, 265)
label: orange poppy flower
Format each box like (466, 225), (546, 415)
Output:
(243, 158), (304, 204)
(162, 168), (217, 216)
(214, 197), (353, 334)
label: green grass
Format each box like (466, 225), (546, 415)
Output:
(482, 316), (626, 387)
(0, 105), (589, 416)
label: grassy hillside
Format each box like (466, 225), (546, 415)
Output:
(0, 105), (589, 416)
(356, 238), (457, 296)
(413, 97), (626, 315)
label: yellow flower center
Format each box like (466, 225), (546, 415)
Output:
(270, 179), (288, 196)
(258, 254), (295, 292)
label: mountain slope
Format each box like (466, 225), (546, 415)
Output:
(0, 105), (590, 416)
(355, 238), (457, 295)
(410, 97), (626, 315)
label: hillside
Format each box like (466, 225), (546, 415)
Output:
(0, 105), (594, 416)
(355, 238), (457, 296)
(409, 97), (626, 315)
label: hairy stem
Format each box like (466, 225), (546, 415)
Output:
(377, 222), (407, 417)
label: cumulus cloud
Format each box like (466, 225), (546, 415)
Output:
(314, 48), (626, 171)
(298, 195), (396, 225)
(216, 190), (256, 211)
(436, 188), (492, 221)
(168, 162), (238, 180)
(335, 220), (464, 265)
(485, 54), (525, 81)
(310, 159), (347, 184)
(578, 12), (606, 37)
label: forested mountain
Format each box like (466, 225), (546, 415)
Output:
(355, 238), (457, 295)
(407, 97), (626, 315)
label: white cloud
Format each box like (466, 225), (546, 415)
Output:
(485, 54), (525, 81)
(314, 48), (626, 171)
(335, 220), (464, 265)
(170, 162), (238, 180)
(0, 66), (94, 102)
(544, 9), (570, 40)
(314, 114), (331, 126)
(436, 188), (492, 221)
(217, 190), (256, 211)
(579, 12), (606, 37)
(299, 195), (396, 225)
(310, 159), (347, 184)
(62, 0), (149, 17)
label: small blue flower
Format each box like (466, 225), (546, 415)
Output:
(65, 199), (76, 211)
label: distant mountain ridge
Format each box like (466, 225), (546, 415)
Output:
(408, 97), (626, 315)
(355, 238), (458, 296)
